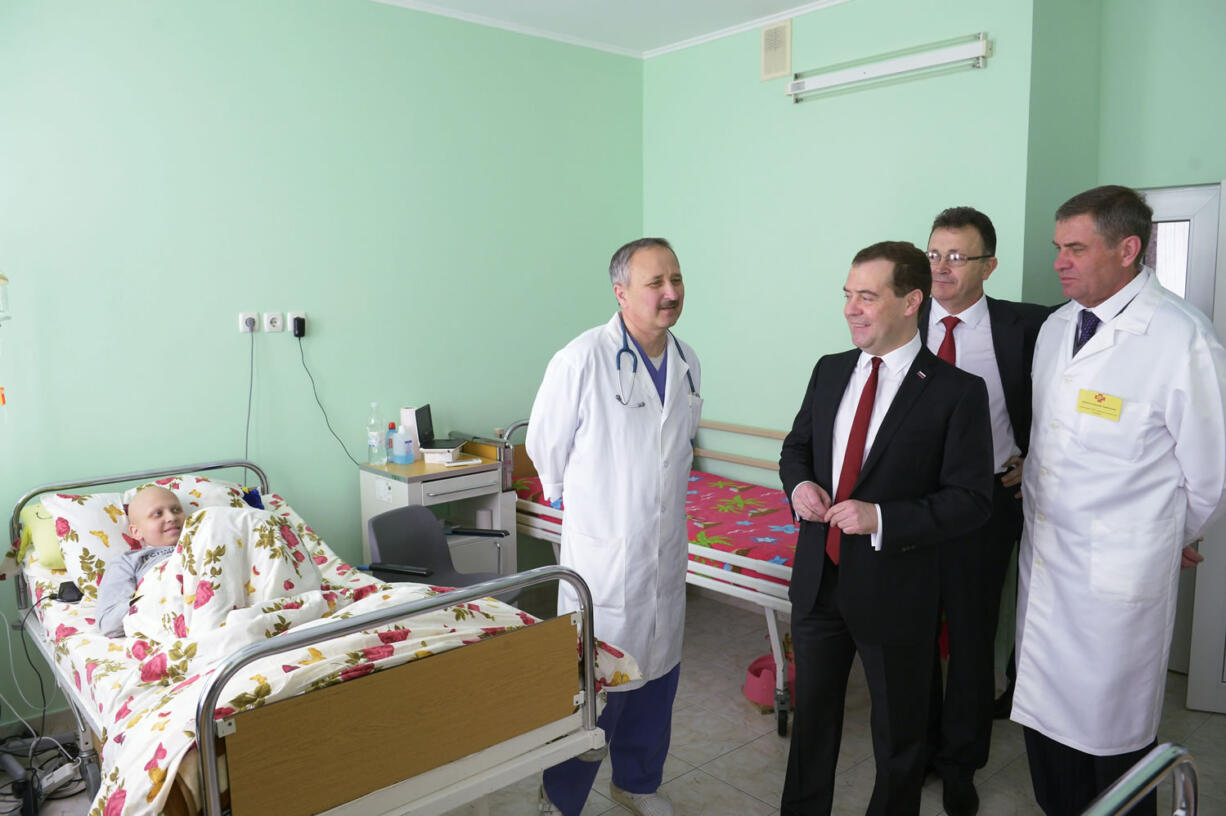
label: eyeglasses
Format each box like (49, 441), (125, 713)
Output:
(927, 250), (994, 267)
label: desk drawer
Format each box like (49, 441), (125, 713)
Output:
(417, 471), (501, 506)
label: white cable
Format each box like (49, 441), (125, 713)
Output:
(0, 611), (78, 762)
(0, 609), (46, 712)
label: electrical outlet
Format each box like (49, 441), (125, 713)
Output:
(238, 312), (258, 333)
(288, 311), (306, 336)
(263, 312), (284, 333)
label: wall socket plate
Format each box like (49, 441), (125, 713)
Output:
(288, 311), (306, 335)
(238, 312), (258, 332)
(263, 312), (284, 332)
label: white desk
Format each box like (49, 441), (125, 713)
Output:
(358, 455), (517, 576)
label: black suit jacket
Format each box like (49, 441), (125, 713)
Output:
(779, 345), (994, 637)
(918, 296), (1052, 455)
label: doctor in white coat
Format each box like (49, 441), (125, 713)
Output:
(1013, 185), (1226, 816)
(527, 237), (702, 816)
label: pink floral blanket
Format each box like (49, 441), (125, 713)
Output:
(17, 500), (636, 816)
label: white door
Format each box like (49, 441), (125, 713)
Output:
(1143, 182), (1226, 713)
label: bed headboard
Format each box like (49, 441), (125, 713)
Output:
(502, 418), (785, 484)
(9, 459), (270, 547)
(692, 419), (785, 472)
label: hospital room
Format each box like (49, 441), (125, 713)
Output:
(2, 0), (1225, 814)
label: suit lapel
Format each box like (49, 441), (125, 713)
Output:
(857, 348), (934, 486)
(815, 350), (858, 489)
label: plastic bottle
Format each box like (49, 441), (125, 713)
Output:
(366, 403), (387, 465)
(391, 425), (416, 464)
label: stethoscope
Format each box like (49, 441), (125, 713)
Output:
(615, 314), (698, 408)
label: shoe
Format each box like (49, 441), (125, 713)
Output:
(609, 783), (675, 816)
(539, 784), (560, 814)
(941, 773), (979, 816)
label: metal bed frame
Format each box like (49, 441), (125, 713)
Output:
(1082, 742), (1198, 816)
(10, 460), (606, 815)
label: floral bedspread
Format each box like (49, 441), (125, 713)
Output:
(515, 469), (795, 583)
(16, 496), (637, 816)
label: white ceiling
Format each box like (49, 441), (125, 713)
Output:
(374, 0), (853, 58)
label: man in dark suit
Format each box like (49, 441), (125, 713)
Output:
(780, 241), (994, 816)
(920, 208), (1052, 815)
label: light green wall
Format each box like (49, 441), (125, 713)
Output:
(644, 0), (1036, 434)
(4, 0), (1223, 732)
(0, 0), (641, 727)
(1099, 0), (1226, 188)
(1020, 0), (1102, 305)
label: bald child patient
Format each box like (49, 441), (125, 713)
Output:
(96, 486), (185, 637)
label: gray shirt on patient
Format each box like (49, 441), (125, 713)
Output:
(96, 546), (174, 637)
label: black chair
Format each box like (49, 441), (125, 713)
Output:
(366, 505), (520, 604)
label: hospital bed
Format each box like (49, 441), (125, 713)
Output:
(506, 419), (796, 735)
(5, 460), (625, 816)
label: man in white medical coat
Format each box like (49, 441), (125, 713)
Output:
(527, 237), (701, 816)
(1013, 185), (1226, 816)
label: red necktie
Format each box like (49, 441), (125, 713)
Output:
(826, 356), (882, 565)
(937, 315), (960, 364)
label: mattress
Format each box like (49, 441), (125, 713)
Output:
(515, 469), (795, 583)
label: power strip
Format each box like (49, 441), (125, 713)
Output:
(39, 758), (79, 797)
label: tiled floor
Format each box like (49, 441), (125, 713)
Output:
(5, 589), (1225, 815)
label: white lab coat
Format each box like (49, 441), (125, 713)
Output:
(1013, 269), (1226, 755)
(526, 313), (702, 688)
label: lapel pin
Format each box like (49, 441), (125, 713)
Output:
(917, 370), (927, 379)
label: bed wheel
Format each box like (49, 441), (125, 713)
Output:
(82, 757), (102, 798)
(775, 690), (790, 737)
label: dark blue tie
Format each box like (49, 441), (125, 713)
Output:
(1073, 309), (1101, 356)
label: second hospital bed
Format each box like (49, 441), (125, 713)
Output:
(4, 460), (637, 816)
(507, 418), (797, 735)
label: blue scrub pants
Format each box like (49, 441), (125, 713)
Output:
(542, 663), (680, 816)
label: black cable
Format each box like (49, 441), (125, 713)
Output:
(244, 327), (255, 461)
(18, 603), (48, 740)
(298, 337), (361, 467)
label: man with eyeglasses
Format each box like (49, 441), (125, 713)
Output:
(920, 207), (1051, 816)
(1012, 186), (1226, 816)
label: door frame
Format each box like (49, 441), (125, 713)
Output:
(1145, 182), (1226, 713)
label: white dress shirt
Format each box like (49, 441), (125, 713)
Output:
(928, 296), (1019, 472)
(792, 332), (922, 551)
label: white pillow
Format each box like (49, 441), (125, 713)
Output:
(39, 492), (131, 600)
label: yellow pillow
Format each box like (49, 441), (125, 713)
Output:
(18, 502), (66, 570)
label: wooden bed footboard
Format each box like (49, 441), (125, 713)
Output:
(222, 614), (580, 815)
(197, 565), (601, 816)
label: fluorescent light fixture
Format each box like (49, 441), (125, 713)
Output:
(787, 33), (991, 100)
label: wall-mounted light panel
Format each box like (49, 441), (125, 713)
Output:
(787, 33), (991, 101)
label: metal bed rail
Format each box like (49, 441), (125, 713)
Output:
(1081, 742), (1197, 816)
(196, 564), (598, 816)
(9, 460), (270, 609)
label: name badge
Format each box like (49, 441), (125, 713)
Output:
(1076, 389), (1123, 421)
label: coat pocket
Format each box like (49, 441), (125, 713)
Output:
(1076, 398), (1154, 463)
(561, 529), (627, 609)
(1089, 516), (1179, 602)
(688, 396), (704, 440)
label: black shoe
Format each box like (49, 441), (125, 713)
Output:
(942, 774), (979, 816)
